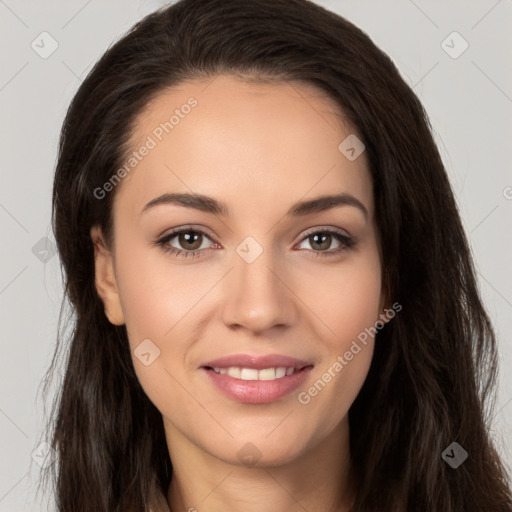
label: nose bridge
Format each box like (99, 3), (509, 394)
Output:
(221, 236), (296, 332)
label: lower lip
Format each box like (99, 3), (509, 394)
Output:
(201, 366), (313, 404)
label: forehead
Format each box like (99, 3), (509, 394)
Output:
(116, 74), (373, 220)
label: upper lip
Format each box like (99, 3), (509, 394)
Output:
(201, 353), (314, 370)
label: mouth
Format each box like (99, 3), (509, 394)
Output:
(200, 358), (314, 404)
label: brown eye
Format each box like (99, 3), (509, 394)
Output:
(157, 228), (216, 259)
(308, 233), (333, 251)
(296, 229), (356, 258)
(176, 231), (203, 251)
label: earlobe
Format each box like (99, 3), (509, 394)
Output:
(90, 225), (125, 326)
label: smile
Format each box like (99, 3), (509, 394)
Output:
(201, 365), (313, 404)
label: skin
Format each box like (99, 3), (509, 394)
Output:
(91, 74), (389, 512)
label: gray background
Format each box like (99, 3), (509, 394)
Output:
(1, 0), (511, 510)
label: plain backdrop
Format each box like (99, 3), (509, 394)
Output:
(0, 0), (511, 510)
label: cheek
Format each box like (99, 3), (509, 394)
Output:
(113, 235), (195, 346)
(297, 301), (378, 442)
(325, 260), (382, 382)
(113, 244), (199, 414)
(112, 238), (217, 399)
(329, 267), (382, 339)
(295, 249), (383, 347)
(298, 343), (373, 444)
(293, 252), (382, 428)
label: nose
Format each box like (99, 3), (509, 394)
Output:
(221, 244), (298, 335)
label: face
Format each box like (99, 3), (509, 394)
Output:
(91, 74), (388, 468)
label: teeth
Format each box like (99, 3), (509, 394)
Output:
(227, 367), (241, 379)
(258, 368), (276, 380)
(240, 368), (259, 380)
(275, 367), (286, 378)
(211, 366), (297, 381)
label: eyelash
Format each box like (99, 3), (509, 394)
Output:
(156, 226), (356, 259)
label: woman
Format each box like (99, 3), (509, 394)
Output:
(40, 0), (512, 510)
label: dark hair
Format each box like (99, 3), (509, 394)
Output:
(40, 0), (512, 510)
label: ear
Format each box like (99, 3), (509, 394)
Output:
(90, 225), (125, 326)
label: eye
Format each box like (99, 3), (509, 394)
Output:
(295, 229), (356, 257)
(156, 227), (217, 259)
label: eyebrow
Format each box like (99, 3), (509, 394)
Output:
(141, 192), (368, 220)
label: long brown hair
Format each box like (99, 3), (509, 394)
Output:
(39, 0), (512, 510)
